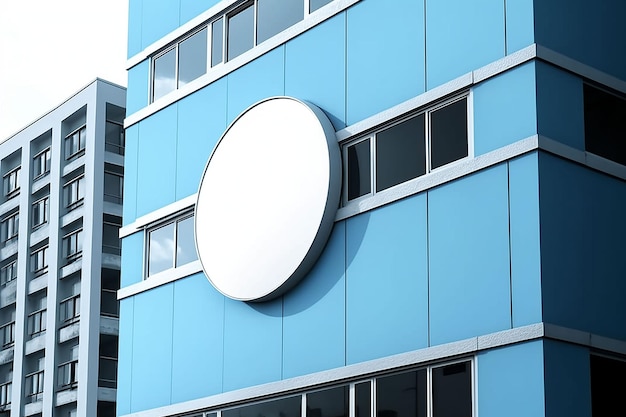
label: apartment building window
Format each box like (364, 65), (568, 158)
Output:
(59, 294), (80, 323)
(58, 360), (79, 389)
(3, 167), (20, 198)
(64, 175), (85, 209)
(25, 370), (44, 403)
(147, 213), (197, 277)
(64, 125), (86, 159)
(98, 334), (118, 389)
(591, 354), (626, 416)
(227, 3), (254, 60)
(103, 215), (122, 255)
(0, 321), (14, 348)
(584, 83), (626, 166)
(105, 121), (125, 155)
(27, 309), (46, 337)
(344, 96), (468, 203)
(153, 28), (208, 101)
(0, 380), (10, 407)
(32, 196), (49, 229)
(101, 268), (120, 317)
(0, 260), (17, 286)
(257, 0), (303, 44)
(33, 147), (51, 179)
(30, 246), (48, 276)
(310, 0), (333, 12)
(1, 212), (19, 243)
(104, 171), (123, 204)
(63, 229), (83, 262)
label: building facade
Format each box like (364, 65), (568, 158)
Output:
(119, 1), (626, 416)
(0, 79), (125, 417)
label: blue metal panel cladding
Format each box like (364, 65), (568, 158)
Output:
(141, 0), (180, 51)
(283, 222), (346, 379)
(508, 153), (542, 327)
(425, 0), (504, 89)
(346, 0), (425, 124)
(473, 62), (537, 155)
(539, 153), (626, 340)
(136, 105), (178, 217)
(477, 341), (546, 417)
(176, 79), (228, 200)
(126, 61), (149, 116)
(122, 124), (139, 225)
(171, 273), (225, 403)
(428, 164), (511, 345)
(285, 13), (347, 131)
(505, 0), (534, 54)
(345, 194), (429, 364)
(117, 298), (134, 415)
(120, 232), (144, 288)
(536, 62), (585, 150)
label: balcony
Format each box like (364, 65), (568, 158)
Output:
(58, 360), (78, 390)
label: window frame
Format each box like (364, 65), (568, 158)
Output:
(30, 245), (49, 276)
(1, 211), (19, 244)
(63, 175), (86, 209)
(31, 196), (49, 229)
(3, 166), (20, 198)
(64, 125), (87, 160)
(32, 147), (51, 180)
(145, 212), (198, 278)
(0, 260), (17, 286)
(105, 120), (125, 155)
(62, 229), (84, 262)
(342, 94), (470, 205)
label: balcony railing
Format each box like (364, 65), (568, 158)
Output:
(0, 322), (14, 348)
(58, 360), (78, 389)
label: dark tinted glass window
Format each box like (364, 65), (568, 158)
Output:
(223, 396), (301, 417)
(153, 48), (176, 101)
(376, 114), (426, 192)
(355, 381), (371, 417)
(310, 0), (333, 12)
(584, 84), (626, 165)
(591, 355), (626, 417)
(430, 98), (468, 169)
(432, 361), (472, 417)
(377, 369), (427, 417)
(257, 0), (303, 44)
(307, 386), (348, 417)
(212, 18), (224, 67)
(178, 28), (207, 87)
(347, 139), (371, 200)
(228, 4), (254, 61)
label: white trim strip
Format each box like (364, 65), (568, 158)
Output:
(119, 194), (196, 238)
(117, 322), (626, 417)
(117, 260), (202, 299)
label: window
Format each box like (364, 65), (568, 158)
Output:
(28, 309), (46, 337)
(306, 386), (348, 417)
(105, 121), (125, 155)
(227, 3), (255, 60)
(101, 269), (120, 317)
(59, 294), (80, 323)
(65, 125), (86, 159)
(147, 214), (197, 277)
(257, 0), (303, 44)
(0, 380), (10, 406)
(63, 229), (83, 261)
(431, 361), (472, 417)
(343, 96), (468, 203)
(152, 28), (208, 101)
(98, 334), (118, 388)
(211, 18), (224, 67)
(25, 370), (44, 403)
(102, 215), (122, 255)
(591, 354), (626, 416)
(104, 171), (123, 204)
(64, 175), (85, 208)
(3, 167), (20, 197)
(0, 321), (14, 348)
(222, 395), (301, 417)
(32, 196), (49, 229)
(1, 212), (19, 243)
(58, 360), (78, 388)
(30, 246), (48, 275)
(584, 84), (626, 166)
(0, 261), (16, 286)
(310, 0), (333, 12)
(33, 148), (51, 179)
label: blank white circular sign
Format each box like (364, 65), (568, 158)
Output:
(195, 97), (341, 301)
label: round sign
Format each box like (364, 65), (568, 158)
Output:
(195, 97), (341, 302)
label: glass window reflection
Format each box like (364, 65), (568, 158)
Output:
(176, 216), (197, 267)
(228, 4), (254, 61)
(148, 223), (175, 276)
(153, 49), (176, 101)
(179, 28), (207, 87)
(257, 0), (303, 44)
(307, 386), (348, 417)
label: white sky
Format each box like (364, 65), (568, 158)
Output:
(0, 0), (128, 141)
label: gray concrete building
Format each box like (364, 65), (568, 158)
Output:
(0, 79), (125, 417)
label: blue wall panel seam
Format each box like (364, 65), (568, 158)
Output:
(129, 298), (135, 412)
(426, 191), (431, 347)
(503, 0), (508, 55)
(344, 221), (348, 366)
(507, 162), (513, 329)
(423, 0), (427, 92)
(170, 284), (176, 405)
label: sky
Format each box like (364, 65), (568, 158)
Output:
(0, 0), (128, 141)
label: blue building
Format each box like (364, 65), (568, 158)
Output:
(118, 1), (626, 416)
